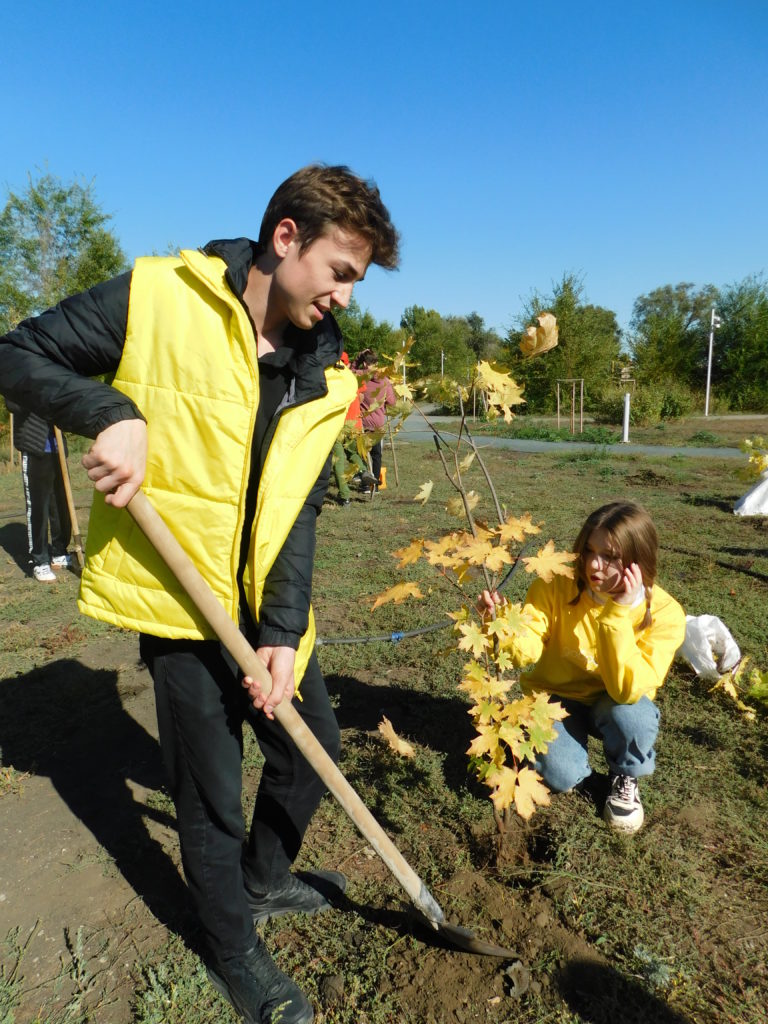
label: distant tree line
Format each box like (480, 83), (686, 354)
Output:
(2, 171), (766, 415)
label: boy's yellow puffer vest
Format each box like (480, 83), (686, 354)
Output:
(78, 250), (357, 688)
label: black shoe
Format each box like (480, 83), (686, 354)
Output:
(245, 870), (346, 924)
(359, 471), (377, 491)
(207, 938), (313, 1024)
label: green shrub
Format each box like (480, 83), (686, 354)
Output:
(658, 380), (695, 419)
(594, 380), (696, 426)
(593, 385), (662, 426)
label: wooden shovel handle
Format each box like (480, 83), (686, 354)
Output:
(53, 427), (85, 569)
(126, 489), (445, 926)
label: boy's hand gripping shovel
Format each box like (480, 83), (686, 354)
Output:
(127, 490), (515, 958)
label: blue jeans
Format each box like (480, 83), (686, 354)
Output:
(535, 693), (660, 793)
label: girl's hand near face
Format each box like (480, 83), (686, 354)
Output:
(612, 562), (644, 605)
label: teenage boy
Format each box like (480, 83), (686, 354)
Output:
(0, 164), (400, 1024)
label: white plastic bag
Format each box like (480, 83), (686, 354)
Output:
(734, 470), (768, 516)
(677, 615), (741, 681)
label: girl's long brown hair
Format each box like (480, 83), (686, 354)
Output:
(570, 501), (658, 628)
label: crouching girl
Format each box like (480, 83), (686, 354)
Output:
(483, 501), (685, 834)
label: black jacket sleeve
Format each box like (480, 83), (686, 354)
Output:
(0, 273), (144, 439)
(256, 452), (332, 649)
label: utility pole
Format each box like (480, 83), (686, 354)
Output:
(704, 307), (722, 417)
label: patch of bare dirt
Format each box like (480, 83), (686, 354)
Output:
(0, 632), (183, 1022)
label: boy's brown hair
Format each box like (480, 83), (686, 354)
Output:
(571, 501), (658, 627)
(258, 164), (400, 270)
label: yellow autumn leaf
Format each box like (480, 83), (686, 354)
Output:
(423, 533), (460, 566)
(495, 601), (532, 642)
(467, 724), (500, 758)
(496, 720), (527, 759)
(390, 335), (416, 375)
(459, 451), (476, 471)
(370, 581), (424, 611)
(458, 662), (513, 701)
(453, 560), (473, 585)
(497, 513), (542, 544)
(457, 621), (490, 657)
(511, 766), (551, 820)
(469, 699), (503, 726)
(413, 480), (434, 505)
(446, 491), (480, 518)
(487, 764), (519, 812)
(475, 361), (526, 423)
(458, 539), (494, 565)
(496, 649), (514, 672)
(378, 716), (416, 758)
(459, 659), (487, 687)
(484, 545), (513, 574)
(392, 539), (424, 567)
(522, 540), (577, 583)
(447, 605), (471, 623)
(519, 312), (559, 359)
(530, 689), (569, 724)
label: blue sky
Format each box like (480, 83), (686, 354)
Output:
(2, 1), (766, 338)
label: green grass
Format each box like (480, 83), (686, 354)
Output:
(1, 434), (767, 1022)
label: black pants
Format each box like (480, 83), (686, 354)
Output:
(21, 451), (71, 566)
(369, 439), (383, 481)
(139, 636), (340, 958)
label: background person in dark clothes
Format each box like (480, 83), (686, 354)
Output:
(5, 402), (72, 581)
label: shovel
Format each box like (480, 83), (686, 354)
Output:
(53, 426), (85, 570)
(127, 489), (515, 958)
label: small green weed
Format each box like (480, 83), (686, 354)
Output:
(687, 430), (719, 445)
(0, 766), (29, 798)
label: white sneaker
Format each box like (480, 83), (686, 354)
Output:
(33, 564), (57, 583)
(603, 774), (644, 833)
(51, 554), (72, 569)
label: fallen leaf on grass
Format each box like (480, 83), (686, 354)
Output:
(378, 716), (415, 758)
(370, 581), (424, 610)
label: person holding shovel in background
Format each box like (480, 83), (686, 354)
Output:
(4, 402), (72, 581)
(0, 164), (400, 1024)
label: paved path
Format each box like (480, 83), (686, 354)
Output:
(397, 415), (742, 459)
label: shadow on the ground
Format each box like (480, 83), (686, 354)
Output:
(667, 543), (768, 584)
(0, 657), (203, 954)
(558, 959), (692, 1023)
(327, 671), (475, 787)
(0, 521), (31, 573)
